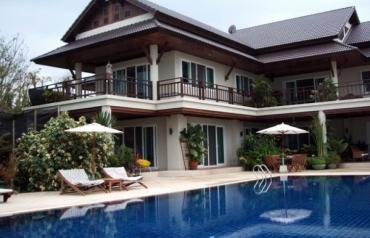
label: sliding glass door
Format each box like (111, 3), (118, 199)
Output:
(202, 125), (225, 167)
(123, 126), (156, 167)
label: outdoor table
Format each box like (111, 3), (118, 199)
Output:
(103, 178), (123, 192)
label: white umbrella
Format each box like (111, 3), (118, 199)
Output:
(66, 122), (122, 174)
(257, 123), (309, 172)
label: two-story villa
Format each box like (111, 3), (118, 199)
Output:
(28, 0), (370, 170)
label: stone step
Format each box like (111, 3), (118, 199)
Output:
(143, 166), (244, 177)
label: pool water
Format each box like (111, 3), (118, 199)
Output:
(1, 176), (370, 238)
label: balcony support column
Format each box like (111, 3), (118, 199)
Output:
(75, 62), (82, 97)
(318, 110), (327, 144)
(330, 60), (339, 98)
(150, 44), (159, 100)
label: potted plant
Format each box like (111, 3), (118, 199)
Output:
(180, 124), (207, 170)
(43, 90), (64, 103)
(308, 156), (326, 170)
(327, 138), (348, 169)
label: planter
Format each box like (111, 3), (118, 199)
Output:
(327, 163), (337, 169)
(312, 164), (326, 170)
(28, 88), (46, 106)
(189, 161), (199, 170)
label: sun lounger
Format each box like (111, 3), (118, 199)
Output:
(103, 167), (147, 189)
(57, 169), (105, 196)
(104, 198), (144, 212)
(60, 204), (105, 220)
(0, 188), (14, 203)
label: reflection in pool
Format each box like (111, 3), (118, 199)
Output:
(1, 176), (370, 238)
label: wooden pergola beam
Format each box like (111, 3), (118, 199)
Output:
(225, 62), (236, 81)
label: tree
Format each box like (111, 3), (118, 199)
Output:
(0, 35), (32, 112)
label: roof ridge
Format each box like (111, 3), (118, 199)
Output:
(236, 6), (355, 32)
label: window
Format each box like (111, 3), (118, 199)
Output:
(362, 71), (370, 93)
(181, 61), (214, 86)
(285, 78), (326, 103)
(236, 75), (252, 95)
(112, 64), (151, 98)
(202, 125), (224, 166)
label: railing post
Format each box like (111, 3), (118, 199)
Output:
(215, 84), (219, 102)
(180, 78), (184, 97)
(229, 87), (234, 104)
(198, 80), (202, 99)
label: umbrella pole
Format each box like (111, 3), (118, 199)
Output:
(92, 132), (97, 175)
(281, 134), (285, 166)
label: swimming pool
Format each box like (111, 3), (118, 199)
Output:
(1, 176), (370, 238)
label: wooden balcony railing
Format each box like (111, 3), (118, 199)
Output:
(158, 77), (251, 105)
(28, 74), (152, 106)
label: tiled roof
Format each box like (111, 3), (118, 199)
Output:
(346, 21), (370, 45)
(34, 19), (159, 61)
(232, 7), (356, 50)
(33, 19), (259, 63)
(257, 41), (356, 63)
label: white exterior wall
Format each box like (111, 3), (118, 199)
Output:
(339, 65), (370, 85)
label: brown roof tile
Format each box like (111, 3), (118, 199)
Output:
(232, 7), (356, 50)
(346, 21), (370, 45)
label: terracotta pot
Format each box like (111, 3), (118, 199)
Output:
(189, 161), (199, 170)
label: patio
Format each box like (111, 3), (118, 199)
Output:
(2, 167), (370, 217)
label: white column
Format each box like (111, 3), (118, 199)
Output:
(150, 44), (159, 100)
(318, 110), (327, 143)
(331, 60), (339, 98)
(75, 62), (82, 96)
(166, 114), (187, 170)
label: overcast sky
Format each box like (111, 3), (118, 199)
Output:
(1, 0), (370, 79)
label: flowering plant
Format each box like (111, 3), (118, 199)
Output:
(136, 159), (151, 168)
(15, 113), (114, 192)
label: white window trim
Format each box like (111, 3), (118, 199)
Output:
(235, 74), (253, 94)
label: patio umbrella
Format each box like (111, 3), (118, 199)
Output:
(257, 123), (308, 172)
(65, 122), (122, 174)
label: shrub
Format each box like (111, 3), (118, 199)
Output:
(15, 113), (114, 192)
(308, 156), (326, 166)
(250, 76), (278, 108)
(108, 144), (135, 170)
(237, 134), (279, 170)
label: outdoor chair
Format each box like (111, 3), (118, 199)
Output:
(350, 145), (368, 160)
(104, 198), (144, 212)
(288, 154), (307, 172)
(57, 169), (106, 196)
(265, 155), (280, 173)
(0, 188), (14, 203)
(103, 167), (147, 189)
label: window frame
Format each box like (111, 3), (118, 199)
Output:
(181, 60), (215, 87)
(235, 74), (253, 96)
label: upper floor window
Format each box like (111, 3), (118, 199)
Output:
(362, 71), (370, 92)
(236, 75), (252, 95)
(181, 61), (214, 86)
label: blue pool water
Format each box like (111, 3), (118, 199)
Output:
(1, 176), (370, 238)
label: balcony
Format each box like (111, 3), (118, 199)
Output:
(28, 75), (370, 109)
(28, 74), (153, 106)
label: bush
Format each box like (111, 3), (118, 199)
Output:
(180, 124), (207, 163)
(108, 144), (135, 170)
(15, 113), (114, 192)
(308, 156), (326, 166)
(237, 134), (279, 170)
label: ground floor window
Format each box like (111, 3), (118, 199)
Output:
(120, 126), (157, 167)
(202, 125), (224, 166)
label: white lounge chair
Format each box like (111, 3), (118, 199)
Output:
(103, 167), (147, 189)
(58, 169), (105, 196)
(60, 204), (105, 220)
(104, 198), (144, 212)
(0, 188), (14, 203)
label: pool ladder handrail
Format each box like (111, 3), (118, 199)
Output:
(253, 164), (272, 194)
